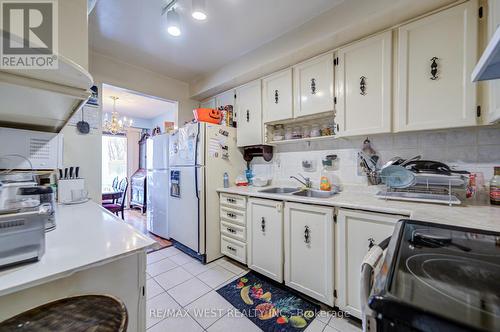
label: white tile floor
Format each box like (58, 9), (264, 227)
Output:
(146, 247), (362, 332)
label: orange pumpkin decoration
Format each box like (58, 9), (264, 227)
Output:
(193, 108), (222, 124)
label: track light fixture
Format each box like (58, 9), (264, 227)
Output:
(162, 0), (208, 37)
(192, 0), (207, 20)
(167, 8), (181, 36)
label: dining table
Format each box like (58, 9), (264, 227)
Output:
(102, 190), (123, 202)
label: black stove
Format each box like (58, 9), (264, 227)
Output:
(369, 220), (500, 332)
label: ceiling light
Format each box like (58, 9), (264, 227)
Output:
(192, 0), (207, 20)
(167, 9), (181, 36)
(103, 96), (132, 135)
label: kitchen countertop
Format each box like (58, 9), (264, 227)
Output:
(217, 185), (500, 232)
(0, 201), (155, 297)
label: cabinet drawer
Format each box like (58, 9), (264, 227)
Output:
(221, 235), (246, 264)
(221, 220), (246, 242)
(220, 206), (246, 226)
(220, 193), (246, 210)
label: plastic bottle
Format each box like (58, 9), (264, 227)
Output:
(490, 167), (500, 205)
(223, 172), (229, 188)
(319, 165), (332, 191)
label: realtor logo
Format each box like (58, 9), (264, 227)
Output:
(0, 0), (58, 69)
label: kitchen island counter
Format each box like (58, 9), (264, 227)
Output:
(0, 201), (155, 331)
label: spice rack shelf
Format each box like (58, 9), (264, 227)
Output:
(264, 113), (337, 145)
(266, 135), (336, 145)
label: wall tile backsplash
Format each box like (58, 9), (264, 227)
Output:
(252, 126), (500, 188)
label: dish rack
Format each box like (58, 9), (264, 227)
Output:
(376, 173), (468, 206)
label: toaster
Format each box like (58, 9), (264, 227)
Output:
(0, 208), (48, 269)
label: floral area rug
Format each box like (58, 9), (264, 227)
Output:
(216, 271), (320, 331)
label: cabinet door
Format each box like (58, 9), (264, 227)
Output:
(336, 32), (392, 136)
(293, 53), (334, 118)
(263, 68), (293, 122)
(248, 198), (283, 282)
(215, 90), (235, 109)
(336, 209), (403, 318)
(396, 0), (478, 131)
(200, 98), (216, 109)
(235, 80), (263, 147)
(487, 0), (500, 123)
(284, 203), (334, 306)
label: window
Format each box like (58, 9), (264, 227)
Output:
(102, 135), (127, 192)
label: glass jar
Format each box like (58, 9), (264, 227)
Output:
(284, 126), (293, 140)
(490, 167), (500, 205)
(292, 126), (302, 139)
(310, 124), (320, 137)
(302, 125), (311, 138)
(273, 124), (284, 141)
(320, 124), (332, 136)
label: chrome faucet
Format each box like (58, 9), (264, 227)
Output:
(290, 174), (312, 189)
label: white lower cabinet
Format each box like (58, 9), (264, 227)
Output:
(247, 198), (284, 282)
(284, 202), (335, 306)
(336, 209), (405, 318)
(219, 194), (247, 264)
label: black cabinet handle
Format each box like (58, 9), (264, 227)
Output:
(304, 226), (310, 244)
(360, 76), (366, 95)
(261, 217), (265, 232)
(227, 245), (236, 252)
(430, 57), (439, 80)
(310, 78), (317, 95)
(368, 237), (375, 249)
(227, 227), (236, 234)
(274, 90), (279, 104)
(246, 110), (250, 122)
(227, 212), (236, 219)
(227, 198), (236, 204)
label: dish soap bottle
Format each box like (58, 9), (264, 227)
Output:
(320, 165), (332, 191)
(490, 167), (500, 205)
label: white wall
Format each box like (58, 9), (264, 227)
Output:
(190, 0), (456, 99)
(58, 0), (99, 201)
(252, 126), (500, 198)
(61, 116), (102, 203)
(81, 52), (199, 200)
(150, 109), (178, 132)
(90, 52), (198, 125)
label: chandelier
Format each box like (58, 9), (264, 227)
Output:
(103, 96), (133, 135)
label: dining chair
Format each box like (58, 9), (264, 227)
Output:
(103, 178), (128, 220)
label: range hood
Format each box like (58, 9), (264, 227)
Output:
(472, 25), (500, 81)
(0, 54), (93, 133)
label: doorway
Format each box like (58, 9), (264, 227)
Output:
(100, 83), (177, 250)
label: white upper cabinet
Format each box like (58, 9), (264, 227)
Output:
(262, 68), (293, 122)
(335, 32), (392, 136)
(284, 203), (334, 306)
(396, 0), (479, 132)
(293, 53), (335, 118)
(200, 98), (216, 109)
(235, 80), (263, 147)
(215, 90), (235, 109)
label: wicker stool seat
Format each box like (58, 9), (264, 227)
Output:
(0, 295), (128, 332)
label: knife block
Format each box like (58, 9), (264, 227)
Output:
(58, 179), (85, 203)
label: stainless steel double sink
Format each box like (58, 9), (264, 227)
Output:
(258, 187), (335, 198)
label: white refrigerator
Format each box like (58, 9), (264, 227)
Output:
(168, 122), (244, 262)
(146, 134), (170, 239)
